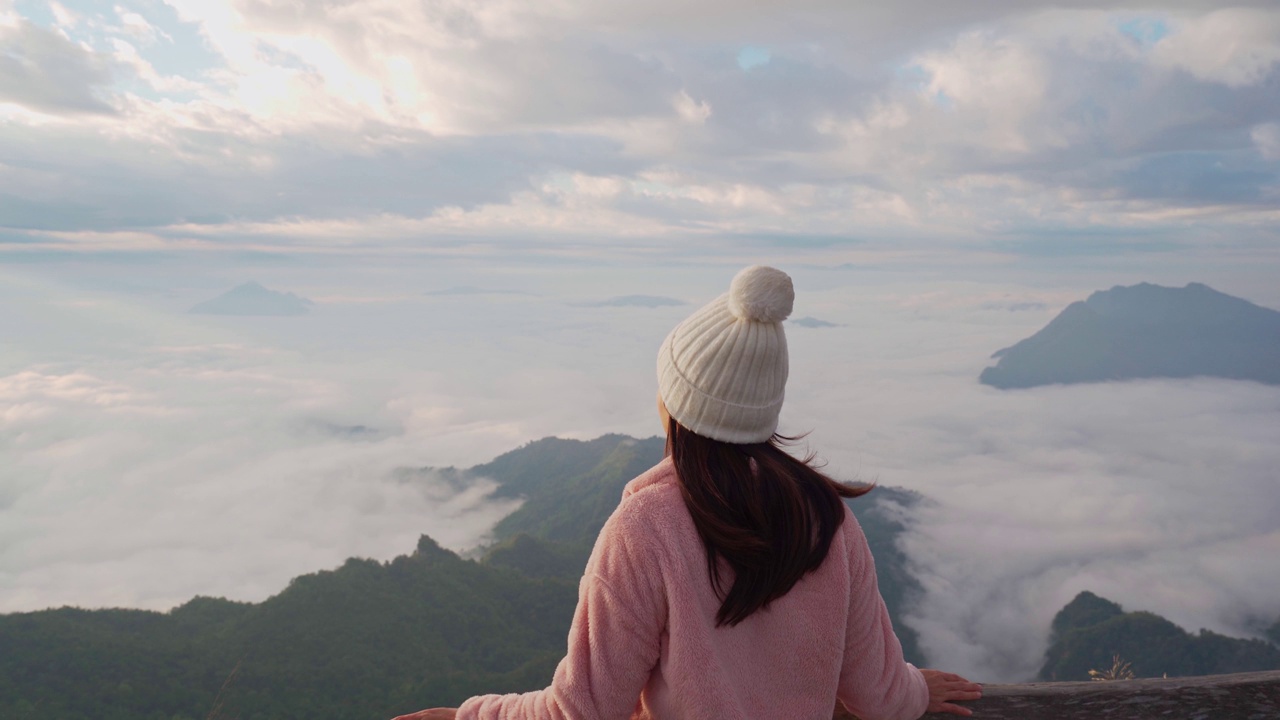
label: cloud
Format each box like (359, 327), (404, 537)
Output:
(423, 286), (533, 296)
(2, 2), (1278, 253)
(0, 258), (704, 611)
(574, 295), (686, 308)
(893, 379), (1280, 681)
(980, 300), (1049, 312)
(911, 30), (1049, 154)
(0, 121), (630, 232)
(0, 19), (115, 114)
(672, 90), (712, 125)
(1254, 122), (1280, 160)
(166, 0), (684, 133)
(1149, 8), (1280, 87)
(115, 7), (171, 45)
(7, 258), (1279, 687)
(0, 352), (527, 612)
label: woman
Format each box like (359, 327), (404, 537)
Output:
(396, 266), (981, 720)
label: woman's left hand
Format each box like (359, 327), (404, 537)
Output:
(391, 708), (457, 720)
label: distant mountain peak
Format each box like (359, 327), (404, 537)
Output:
(1051, 591), (1125, 639)
(414, 534), (458, 563)
(980, 281), (1280, 389)
(790, 316), (841, 328)
(189, 281), (314, 316)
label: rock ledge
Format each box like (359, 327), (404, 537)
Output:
(835, 670), (1280, 719)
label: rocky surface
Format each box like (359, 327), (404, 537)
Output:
(833, 670), (1280, 719)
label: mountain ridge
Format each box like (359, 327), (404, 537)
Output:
(981, 282), (1280, 388)
(1040, 591), (1280, 681)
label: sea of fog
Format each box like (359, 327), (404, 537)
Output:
(3, 253), (1279, 682)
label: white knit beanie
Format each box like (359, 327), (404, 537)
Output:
(657, 265), (794, 444)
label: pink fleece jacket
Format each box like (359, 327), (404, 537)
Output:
(457, 457), (929, 720)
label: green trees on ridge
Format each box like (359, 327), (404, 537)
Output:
(1040, 591), (1280, 681)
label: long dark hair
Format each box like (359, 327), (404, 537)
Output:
(667, 417), (873, 627)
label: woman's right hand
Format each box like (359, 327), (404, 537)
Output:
(919, 669), (982, 716)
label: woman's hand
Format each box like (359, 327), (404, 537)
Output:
(391, 708), (457, 720)
(920, 669), (982, 716)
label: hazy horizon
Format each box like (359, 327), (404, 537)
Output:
(4, 0), (1280, 683)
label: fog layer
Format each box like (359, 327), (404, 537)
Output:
(4, 258), (1279, 682)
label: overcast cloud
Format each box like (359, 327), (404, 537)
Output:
(3, 0), (1280, 685)
(1, 0), (1277, 253)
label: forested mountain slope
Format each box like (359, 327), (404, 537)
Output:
(1040, 591), (1280, 681)
(981, 282), (1280, 389)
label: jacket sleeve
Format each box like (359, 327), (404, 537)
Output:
(458, 503), (666, 720)
(836, 514), (930, 720)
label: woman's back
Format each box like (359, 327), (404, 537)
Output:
(611, 458), (927, 720)
(457, 456), (927, 720)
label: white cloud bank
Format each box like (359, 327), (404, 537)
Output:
(0, 359), (527, 612)
(4, 257), (1280, 685)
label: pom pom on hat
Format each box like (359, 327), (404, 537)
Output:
(728, 265), (794, 323)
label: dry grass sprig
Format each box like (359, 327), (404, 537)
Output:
(1088, 654), (1135, 681)
(205, 657), (244, 720)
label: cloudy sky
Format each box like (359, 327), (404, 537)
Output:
(3, 0), (1280, 255)
(3, 0), (1280, 682)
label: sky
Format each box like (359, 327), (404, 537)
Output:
(3, 0), (1280, 683)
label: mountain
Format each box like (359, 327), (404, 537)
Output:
(189, 281), (314, 316)
(0, 434), (924, 720)
(1039, 591), (1280, 681)
(0, 538), (576, 720)
(485, 435), (665, 545)
(980, 282), (1280, 389)
(790, 316), (841, 328)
